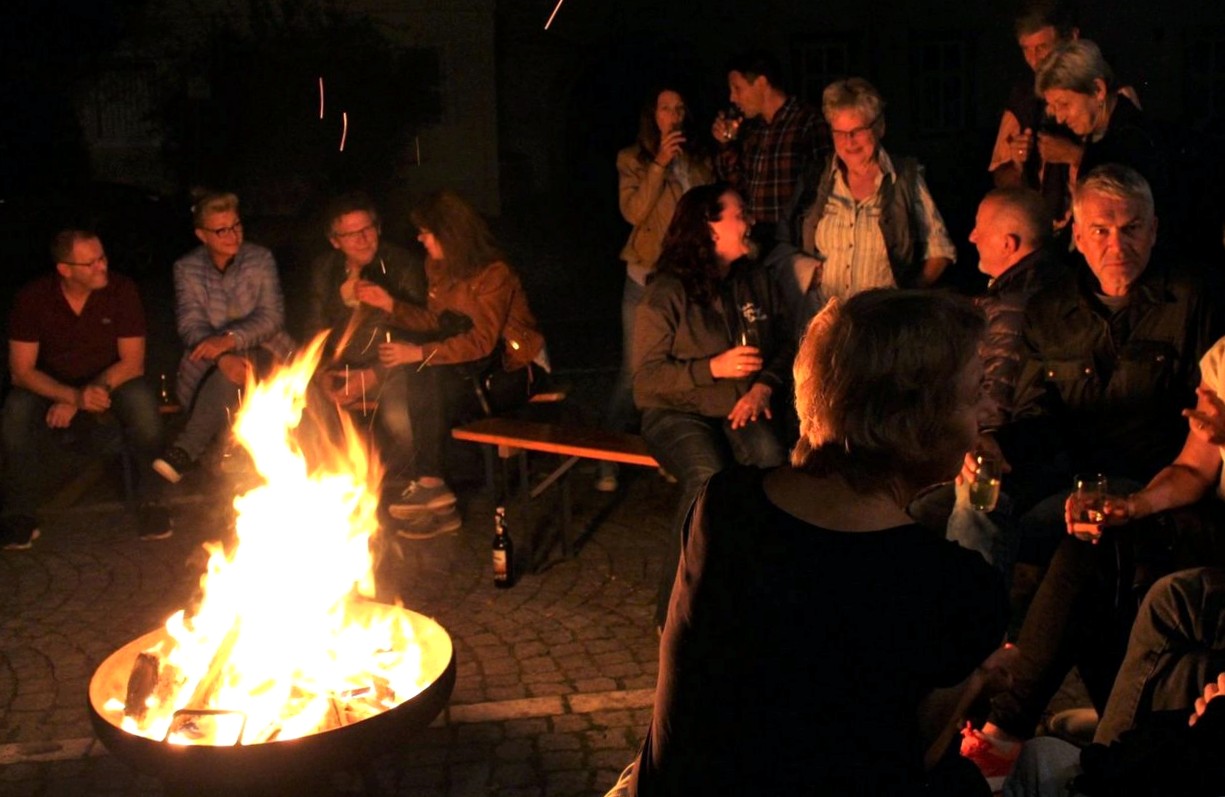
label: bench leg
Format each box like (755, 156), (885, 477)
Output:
(481, 445), (495, 493)
(560, 467), (573, 559)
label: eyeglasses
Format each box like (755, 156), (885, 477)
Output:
(831, 118), (878, 143)
(202, 221), (244, 238)
(333, 224), (377, 241)
(64, 254), (108, 268)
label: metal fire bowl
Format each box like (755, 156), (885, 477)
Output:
(88, 604), (455, 790)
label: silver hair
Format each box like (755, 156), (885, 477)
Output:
(1035, 39), (1115, 96)
(821, 77), (886, 131)
(1073, 164), (1155, 222)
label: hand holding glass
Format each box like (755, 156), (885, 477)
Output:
(1069, 473), (1108, 543)
(968, 453), (1002, 512)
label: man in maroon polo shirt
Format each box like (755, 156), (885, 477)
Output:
(1, 229), (169, 550)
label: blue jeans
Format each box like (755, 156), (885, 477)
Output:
(641, 406), (787, 625)
(2, 380), (163, 517)
(1095, 566), (1225, 745)
(907, 481), (1019, 589)
(604, 275), (645, 436)
(173, 349), (276, 461)
(369, 367), (413, 476)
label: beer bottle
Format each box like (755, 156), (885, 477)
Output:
(492, 506), (514, 588)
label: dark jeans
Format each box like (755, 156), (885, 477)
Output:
(2, 380), (163, 517)
(404, 356), (527, 480)
(173, 349), (275, 461)
(988, 500), (1225, 739)
(641, 406), (787, 626)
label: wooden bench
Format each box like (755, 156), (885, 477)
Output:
(451, 418), (660, 569)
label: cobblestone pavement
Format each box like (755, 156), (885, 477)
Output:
(0, 436), (675, 796)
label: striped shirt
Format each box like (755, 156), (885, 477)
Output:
(715, 96), (824, 226)
(173, 242), (295, 404)
(813, 149), (956, 303)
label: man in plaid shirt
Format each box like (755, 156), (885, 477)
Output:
(712, 51), (827, 249)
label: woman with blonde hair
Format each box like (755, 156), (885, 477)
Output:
(623, 290), (1010, 796)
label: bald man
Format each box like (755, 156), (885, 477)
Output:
(909, 188), (1063, 579)
(970, 187), (1064, 434)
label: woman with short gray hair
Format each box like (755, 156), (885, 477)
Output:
(1033, 39), (1168, 215)
(774, 76), (956, 339)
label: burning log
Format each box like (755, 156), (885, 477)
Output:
(123, 653), (160, 722)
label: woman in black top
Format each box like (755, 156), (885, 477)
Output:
(621, 290), (1011, 796)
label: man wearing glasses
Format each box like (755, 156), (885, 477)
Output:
(2, 230), (168, 549)
(303, 191), (428, 487)
(152, 190), (293, 483)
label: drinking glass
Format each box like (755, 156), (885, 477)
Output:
(737, 323), (761, 348)
(968, 453), (1002, 512)
(1069, 473), (1108, 542)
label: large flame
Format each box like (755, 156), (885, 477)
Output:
(110, 335), (436, 745)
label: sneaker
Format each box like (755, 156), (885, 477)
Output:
(595, 462), (619, 493)
(959, 724), (1021, 790)
(387, 480), (457, 520)
(1045, 707), (1099, 746)
(395, 507), (462, 540)
(1, 516), (40, 551)
(152, 446), (194, 484)
(137, 505), (173, 542)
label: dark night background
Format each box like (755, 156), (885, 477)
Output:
(3, 0), (1225, 382)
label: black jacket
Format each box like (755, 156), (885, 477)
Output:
(1002, 260), (1223, 488)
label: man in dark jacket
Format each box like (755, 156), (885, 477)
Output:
(913, 187), (1062, 579)
(961, 164), (1225, 784)
(304, 192), (428, 483)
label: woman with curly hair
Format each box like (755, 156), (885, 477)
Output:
(632, 182), (792, 627)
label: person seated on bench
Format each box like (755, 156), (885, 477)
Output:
(375, 189), (547, 540)
(303, 191), (430, 487)
(614, 290), (1010, 796)
(152, 189), (295, 483)
(632, 182), (793, 629)
(2, 229), (170, 549)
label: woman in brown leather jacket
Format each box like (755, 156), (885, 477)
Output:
(369, 189), (546, 539)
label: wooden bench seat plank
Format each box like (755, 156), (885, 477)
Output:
(451, 418), (658, 468)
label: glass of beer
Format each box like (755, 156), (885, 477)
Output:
(1069, 473), (1108, 542)
(969, 453), (1002, 512)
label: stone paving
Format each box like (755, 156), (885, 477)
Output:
(0, 433), (675, 796)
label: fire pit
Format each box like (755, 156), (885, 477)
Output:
(86, 337), (456, 792)
(88, 604), (454, 790)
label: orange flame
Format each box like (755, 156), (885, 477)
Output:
(114, 334), (440, 744)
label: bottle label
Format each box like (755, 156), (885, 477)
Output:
(493, 550), (508, 578)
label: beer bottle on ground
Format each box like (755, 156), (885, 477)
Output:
(493, 506), (514, 588)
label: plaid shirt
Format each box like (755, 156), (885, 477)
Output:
(715, 96), (825, 226)
(173, 241), (295, 404)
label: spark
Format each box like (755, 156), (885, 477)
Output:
(340, 111), (348, 151)
(543, 0), (567, 30)
(379, 257), (386, 274)
(360, 370), (367, 416)
(417, 348), (438, 372)
(318, 77), (325, 119)
(345, 364), (350, 395)
(385, 331), (392, 344)
(359, 327), (379, 355)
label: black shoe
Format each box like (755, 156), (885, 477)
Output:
(1, 515), (40, 551)
(152, 446), (193, 484)
(137, 505), (173, 541)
